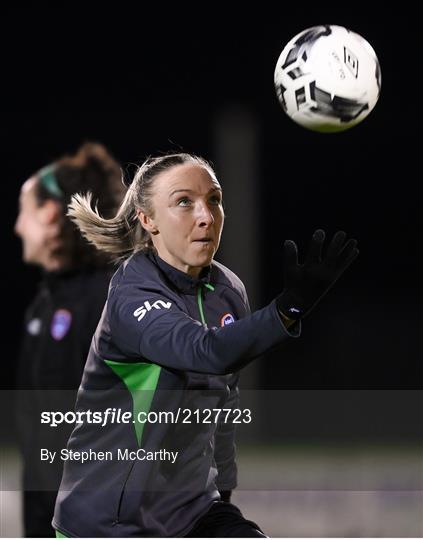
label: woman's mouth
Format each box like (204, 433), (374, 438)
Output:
(193, 237), (212, 243)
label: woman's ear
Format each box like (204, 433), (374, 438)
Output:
(137, 210), (159, 235)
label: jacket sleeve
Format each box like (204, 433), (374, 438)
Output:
(214, 372), (239, 495)
(108, 286), (300, 375)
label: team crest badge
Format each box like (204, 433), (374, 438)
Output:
(51, 309), (72, 340)
(221, 313), (235, 327)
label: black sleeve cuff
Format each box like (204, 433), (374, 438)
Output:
(219, 490), (232, 503)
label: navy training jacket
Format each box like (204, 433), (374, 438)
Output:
(53, 250), (300, 537)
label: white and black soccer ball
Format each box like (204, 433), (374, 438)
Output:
(274, 25), (381, 132)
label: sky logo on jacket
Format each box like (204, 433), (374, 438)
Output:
(50, 309), (72, 340)
(133, 299), (172, 321)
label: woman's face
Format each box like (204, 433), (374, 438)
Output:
(15, 177), (48, 265)
(141, 163), (224, 278)
(15, 177), (61, 269)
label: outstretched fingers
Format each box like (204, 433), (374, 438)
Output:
(326, 230), (347, 261)
(305, 229), (325, 264)
(283, 240), (299, 268)
(336, 238), (359, 272)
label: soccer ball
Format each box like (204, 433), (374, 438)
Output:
(274, 25), (381, 132)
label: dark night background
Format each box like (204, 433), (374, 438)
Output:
(1, 10), (422, 537)
(1, 5), (419, 398)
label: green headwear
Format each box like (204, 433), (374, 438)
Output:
(38, 164), (64, 198)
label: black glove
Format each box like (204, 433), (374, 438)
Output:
(276, 230), (359, 320)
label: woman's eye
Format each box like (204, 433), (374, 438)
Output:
(177, 197), (191, 206)
(176, 195), (222, 207)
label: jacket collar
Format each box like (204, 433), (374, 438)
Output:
(147, 250), (212, 295)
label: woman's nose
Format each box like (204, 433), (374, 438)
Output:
(196, 202), (214, 225)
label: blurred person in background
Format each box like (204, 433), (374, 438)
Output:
(52, 152), (358, 537)
(14, 142), (125, 537)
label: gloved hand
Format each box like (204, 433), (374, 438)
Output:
(276, 230), (359, 320)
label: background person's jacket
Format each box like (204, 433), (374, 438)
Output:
(53, 250), (300, 537)
(16, 267), (112, 537)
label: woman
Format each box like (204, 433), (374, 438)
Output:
(15, 142), (125, 537)
(53, 153), (358, 537)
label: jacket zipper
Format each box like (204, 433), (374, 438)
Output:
(196, 283), (214, 325)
